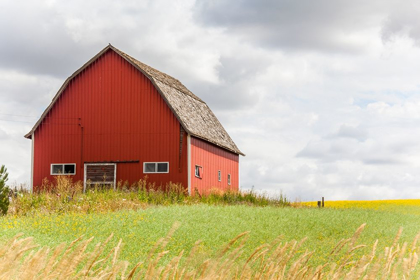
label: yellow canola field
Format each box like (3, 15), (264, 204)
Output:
(302, 199), (420, 214)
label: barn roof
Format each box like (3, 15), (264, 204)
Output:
(25, 44), (244, 156)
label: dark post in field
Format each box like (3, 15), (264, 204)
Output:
(317, 197), (325, 208)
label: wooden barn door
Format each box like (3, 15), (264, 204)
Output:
(84, 163), (116, 191)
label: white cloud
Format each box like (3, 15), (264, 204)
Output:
(382, 0), (420, 46)
(194, 0), (393, 53)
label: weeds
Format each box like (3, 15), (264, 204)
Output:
(7, 176), (289, 216)
(0, 165), (9, 215)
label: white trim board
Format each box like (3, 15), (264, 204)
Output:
(187, 134), (191, 195)
(30, 133), (34, 193)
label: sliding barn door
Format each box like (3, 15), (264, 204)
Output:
(84, 163), (116, 191)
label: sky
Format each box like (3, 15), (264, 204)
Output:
(1, 0), (420, 201)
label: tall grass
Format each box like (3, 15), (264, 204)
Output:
(7, 176), (289, 216)
(1, 224), (418, 279)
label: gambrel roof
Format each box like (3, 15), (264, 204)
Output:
(25, 44), (244, 156)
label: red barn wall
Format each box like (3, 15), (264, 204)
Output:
(190, 136), (239, 195)
(33, 49), (188, 190)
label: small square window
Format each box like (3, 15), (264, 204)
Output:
(64, 164), (75, 174)
(195, 165), (202, 178)
(52, 165), (63, 174)
(157, 162), (168, 172)
(145, 163), (156, 173)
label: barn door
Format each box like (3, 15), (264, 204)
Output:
(84, 163), (116, 192)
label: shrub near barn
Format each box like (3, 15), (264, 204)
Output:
(0, 165), (9, 215)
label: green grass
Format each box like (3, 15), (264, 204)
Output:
(2, 204), (420, 267)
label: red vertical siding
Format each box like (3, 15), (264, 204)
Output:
(190, 137), (239, 195)
(33, 49), (188, 190)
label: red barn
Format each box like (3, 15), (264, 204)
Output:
(25, 45), (244, 194)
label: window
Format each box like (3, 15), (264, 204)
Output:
(51, 164), (76, 175)
(195, 165), (202, 178)
(157, 163), (168, 172)
(218, 170), (221, 182)
(227, 174), (231, 185)
(143, 162), (169, 173)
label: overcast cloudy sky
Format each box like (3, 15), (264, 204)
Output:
(2, 0), (420, 201)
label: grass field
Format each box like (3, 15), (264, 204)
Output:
(2, 203), (420, 267)
(1, 180), (420, 278)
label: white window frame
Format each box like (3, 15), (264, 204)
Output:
(228, 174), (231, 185)
(195, 165), (202, 178)
(218, 170), (221, 182)
(84, 163), (117, 192)
(143, 162), (169, 174)
(51, 163), (76, 175)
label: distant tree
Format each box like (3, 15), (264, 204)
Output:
(0, 165), (9, 215)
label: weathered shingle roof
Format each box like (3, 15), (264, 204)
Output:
(25, 44), (244, 156)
